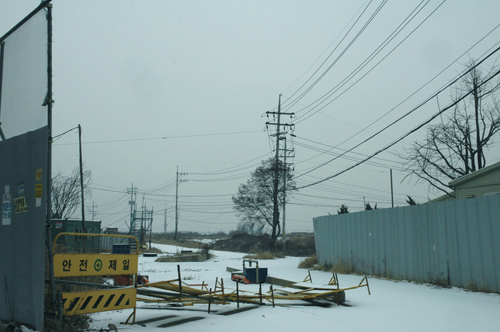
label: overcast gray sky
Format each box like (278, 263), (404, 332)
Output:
(2, 1), (500, 234)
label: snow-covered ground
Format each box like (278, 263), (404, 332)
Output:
(89, 243), (500, 331)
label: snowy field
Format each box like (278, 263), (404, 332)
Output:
(89, 243), (500, 332)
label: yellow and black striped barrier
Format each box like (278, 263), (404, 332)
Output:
(62, 288), (137, 316)
(53, 233), (139, 321)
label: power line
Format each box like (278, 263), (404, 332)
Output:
(320, 20), (500, 148)
(53, 130), (262, 145)
(294, 44), (500, 180)
(282, 1), (388, 114)
(292, 139), (406, 171)
(294, 0), (445, 124)
(296, 65), (500, 189)
(279, 0), (378, 111)
(188, 155), (266, 176)
(280, 0), (372, 99)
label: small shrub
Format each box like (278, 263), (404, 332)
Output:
(43, 309), (91, 332)
(298, 255), (318, 269)
(465, 280), (491, 293)
(331, 259), (354, 274)
(200, 243), (212, 260)
(426, 272), (451, 288)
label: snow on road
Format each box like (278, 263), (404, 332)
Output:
(89, 243), (500, 331)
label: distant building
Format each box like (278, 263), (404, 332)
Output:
(51, 219), (102, 252)
(104, 227), (119, 234)
(449, 161), (500, 199)
(429, 161), (500, 202)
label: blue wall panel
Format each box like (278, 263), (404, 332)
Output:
(313, 195), (500, 292)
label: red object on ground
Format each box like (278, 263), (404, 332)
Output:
(111, 274), (149, 286)
(232, 274), (250, 284)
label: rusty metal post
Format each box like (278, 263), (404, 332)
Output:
(256, 261), (259, 284)
(221, 278), (225, 305)
(236, 281), (240, 308)
(177, 265), (182, 301)
(259, 283), (263, 305)
(271, 285), (275, 308)
(366, 275), (371, 295)
(208, 288), (212, 314)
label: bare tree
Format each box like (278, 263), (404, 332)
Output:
(51, 168), (92, 219)
(337, 204), (349, 214)
(364, 202), (377, 210)
(232, 158), (295, 249)
(406, 195), (417, 205)
(399, 62), (500, 196)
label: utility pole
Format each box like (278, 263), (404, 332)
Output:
(390, 169), (394, 208)
(473, 80), (482, 170)
(149, 207), (153, 249)
(78, 124), (85, 232)
(126, 183), (137, 234)
(174, 166), (188, 240)
(140, 194), (146, 246)
(280, 136), (294, 252)
(91, 201), (98, 220)
(164, 208), (167, 234)
(265, 95), (295, 249)
(283, 137), (287, 251)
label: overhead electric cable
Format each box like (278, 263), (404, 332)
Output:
(293, 22), (500, 175)
(54, 130), (262, 145)
(294, 0), (445, 123)
(296, 65), (500, 189)
(293, 141), (405, 171)
(282, 1), (388, 113)
(280, 1), (371, 100)
(295, 44), (500, 180)
(279, 0), (376, 110)
(292, 136), (406, 170)
(189, 152), (269, 175)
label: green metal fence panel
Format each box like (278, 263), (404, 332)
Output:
(313, 195), (500, 293)
(0, 127), (48, 330)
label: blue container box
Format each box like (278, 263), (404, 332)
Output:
(112, 244), (131, 254)
(244, 267), (268, 283)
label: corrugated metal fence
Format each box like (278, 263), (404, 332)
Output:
(313, 195), (500, 293)
(100, 235), (133, 250)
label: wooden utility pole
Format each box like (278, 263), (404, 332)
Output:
(149, 207), (153, 249)
(127, 183), (137, 234)
(272, 95), (281, 248)
(164, 208), (167, 234)
(78, 124), (85, 231)
(282, 137), (287, 252)
(473, 79), (482, 170)
(174, 166), (187, 240)
(175, 167), (179, 240)
(265, 95), (294, 249)
(280, 136), (294, 252)
(390, 169), (394, 208)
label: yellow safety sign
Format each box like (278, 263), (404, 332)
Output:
(14, 197), (27, 213)
(62, 288), (136, 316)
(35, 184), (42, 197)
(54, 254), (138, 277)
(36, 168), (42, 181)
